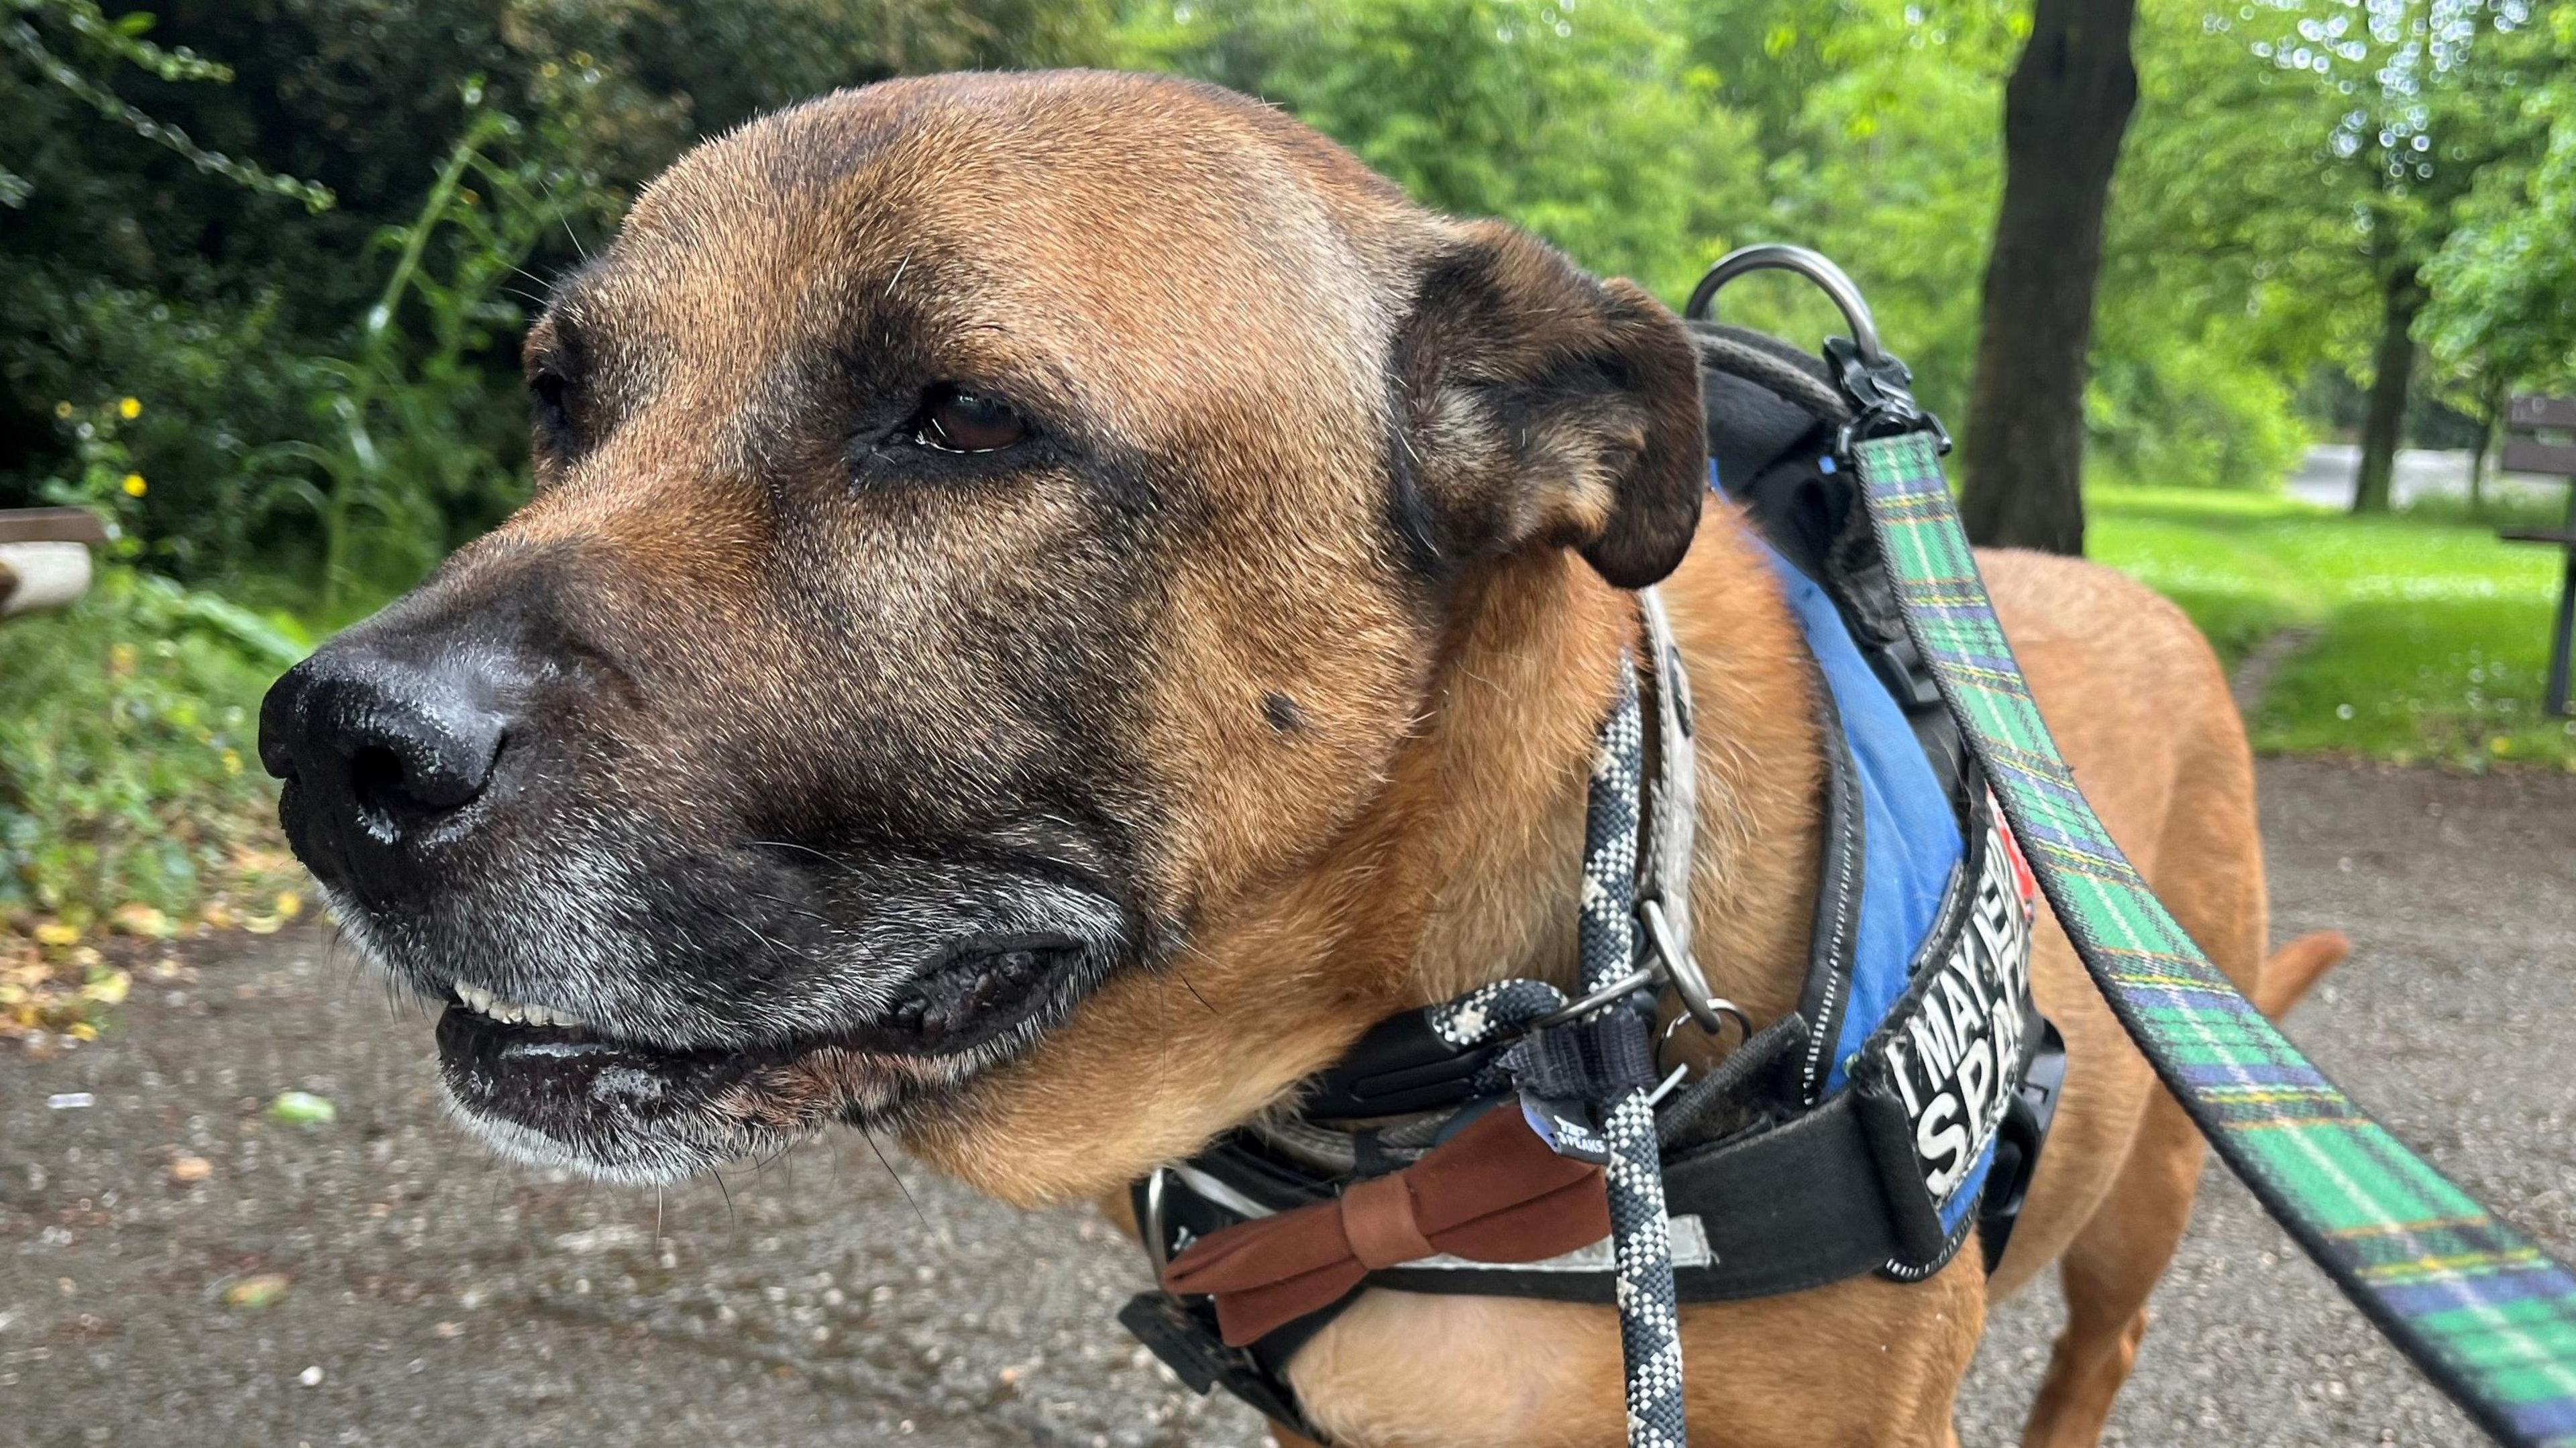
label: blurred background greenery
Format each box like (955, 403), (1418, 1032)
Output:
(3, 0), (2573, 1029)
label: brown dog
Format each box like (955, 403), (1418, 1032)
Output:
(258, 70), (2347, 1447)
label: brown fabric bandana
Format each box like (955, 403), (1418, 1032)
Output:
(1157, 1104), (1612, 1346)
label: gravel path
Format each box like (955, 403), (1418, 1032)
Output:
(5, 758), (2571, 1447)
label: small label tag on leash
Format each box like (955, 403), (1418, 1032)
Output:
(1519, 1093), (1611, 1162)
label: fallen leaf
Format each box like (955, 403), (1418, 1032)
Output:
(109, 903), (174, 939)
(268, 1091), (336, 1125)
(224, 1273), (290, 1308)
(33, 923), (78, 947)
(169, 1155), (213, 1184)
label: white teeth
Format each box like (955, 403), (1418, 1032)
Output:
(453, 983), (585, 1029)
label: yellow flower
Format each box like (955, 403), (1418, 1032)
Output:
(118, 396), (141, 420)
(54, 400), (73, 420)
(122, 473), (146, 496)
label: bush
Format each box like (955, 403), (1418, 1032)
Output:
(0, 565), (305, 927)
(2086, 329), (2314, 492)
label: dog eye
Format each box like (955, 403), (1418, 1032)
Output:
(528, 368), (577, 448)
(913, 385), (1026, 453)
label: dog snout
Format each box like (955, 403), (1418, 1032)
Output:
(260, 637), (513, 857)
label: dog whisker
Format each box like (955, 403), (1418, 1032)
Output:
(862, 1129), (932, 1234)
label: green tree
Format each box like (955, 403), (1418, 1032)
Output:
(1126, 0), (1765, 301)
(2210, 0), (2545, 513)
(2422, 4), (2576, 500)
(2, 0), (1114, 596)
(2083, 0), (2387, 496)
(1959, 0), (2140, 555)
(1674, 0), (2021, 427)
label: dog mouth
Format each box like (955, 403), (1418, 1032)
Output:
(434, 934), (1099, 1182)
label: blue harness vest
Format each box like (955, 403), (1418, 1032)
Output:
(1121, 370), (2065, 1441)
(1744, 467), (2037, 1250)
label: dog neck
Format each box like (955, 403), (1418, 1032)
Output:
(1397, 505), (1827, 1025)
(914, 506), (1824, 1203)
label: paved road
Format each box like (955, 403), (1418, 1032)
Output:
(2286, 444), (2564, 512)
(6, 759), (2573, 1447)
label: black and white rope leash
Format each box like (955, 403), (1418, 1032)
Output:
(1421, 655), (1690, 1448)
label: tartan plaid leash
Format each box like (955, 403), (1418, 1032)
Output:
(1849, 426), (2576, 1448)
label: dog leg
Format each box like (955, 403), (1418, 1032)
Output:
(2020, 732), (2275, 1448)
(2017, 1084), (2204, 1448)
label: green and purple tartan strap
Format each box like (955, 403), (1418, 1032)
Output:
(1850, 429), (2576, 1448)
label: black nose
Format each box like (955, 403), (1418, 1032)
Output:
(260, 641), (510, 853)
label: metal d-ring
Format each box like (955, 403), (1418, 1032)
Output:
(1682, 243), (1888, 367)
(1527, 896), (1741, 1036)
(1140, 1167), (1172, 1278)
(1636, 897), (1740, 1039)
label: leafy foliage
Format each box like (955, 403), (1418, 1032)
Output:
(0, 565), (307, 925)
(1, 0), (1111, 598)
(2422, 5), (2576, 391)
(1125, 0), (1763, 300)
(0, 0), (331, 211)
(280, 77), (611, 616)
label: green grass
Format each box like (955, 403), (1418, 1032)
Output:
(2086, 484), (2576, 770)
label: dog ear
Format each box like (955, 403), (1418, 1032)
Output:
(1390, 221), (1706, 590)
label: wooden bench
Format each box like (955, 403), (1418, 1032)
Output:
(2498, 395), (2576, 716)
(0, 506), (108, 618)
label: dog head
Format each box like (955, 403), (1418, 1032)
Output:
(258, 71), (1705, 1189)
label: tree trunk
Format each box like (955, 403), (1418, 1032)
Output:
(1960, 0), (2141, 557)
(2351, 264), (2425, 515)
(2467, 370), (2504, 518)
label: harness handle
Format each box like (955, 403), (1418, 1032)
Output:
(1684, 243), (1886, 365)
(1687, 244), (1947, 453)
